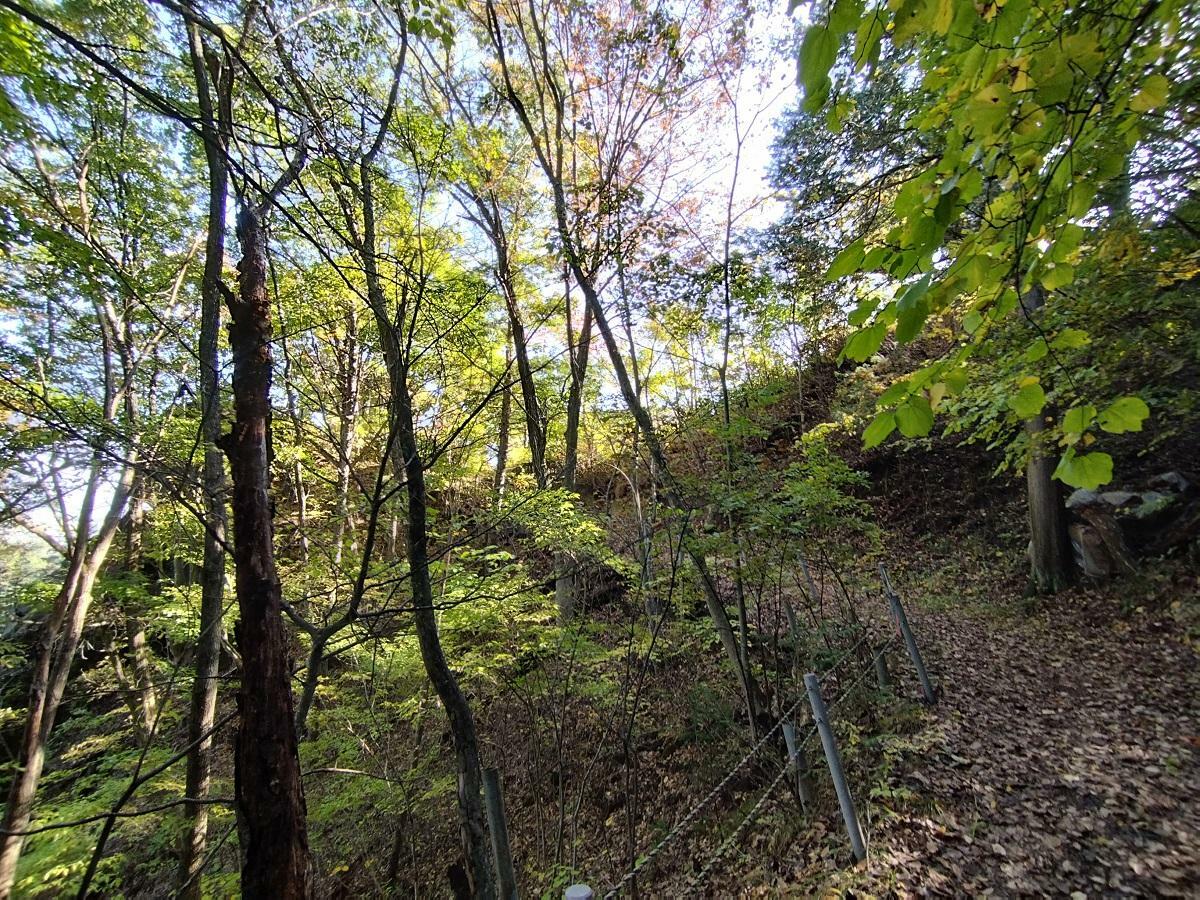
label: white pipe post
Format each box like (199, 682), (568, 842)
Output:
(804, 672), (866, 862)
(880, 564), (935, 704)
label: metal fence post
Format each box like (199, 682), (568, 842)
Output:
(880, 565), (935, 704)
(803, 673), (866, 862)
(483, 768), (518, 899)
(782, 721), (815, 811)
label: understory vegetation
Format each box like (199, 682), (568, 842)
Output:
(0, 0), (1197, 896)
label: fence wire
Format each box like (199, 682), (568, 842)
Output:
(689, 724), (820, 892)
(604, 626), (893, 898)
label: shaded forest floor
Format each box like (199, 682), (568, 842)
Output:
(718, 562), (1200, 897)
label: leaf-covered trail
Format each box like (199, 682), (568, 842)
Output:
(852, 598), (1200, 897)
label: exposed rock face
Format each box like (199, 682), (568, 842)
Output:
(1065, 472), (1198, 579)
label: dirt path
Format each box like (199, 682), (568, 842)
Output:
(853, 600), (1200, 896)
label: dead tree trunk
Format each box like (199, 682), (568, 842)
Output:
(222, 202), (312, 898)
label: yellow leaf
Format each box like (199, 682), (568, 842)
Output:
(933, 0), (954, 34)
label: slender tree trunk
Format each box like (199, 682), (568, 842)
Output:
(331, 306), (361, 568)
(1026, 416), (1074, 592)
(573, 266), (758, 709)
(292, 627), (327, 736)
(115, 494), (158, 745)
(393, 367), (494, 899)
(494, 331), (512, 504)
(473, 193), (546, 489)
(126, 619), (158, 739)
(556, 273), (593, 621)
(485, 13), (758, 704)
(222, 204), (312, 898)
(359, 152), (493, 897)
(1021, 285), (1074, 593)
(0, 460), (134, 898)
(500, 271), (547, 489)
(179, 24), (230, 896)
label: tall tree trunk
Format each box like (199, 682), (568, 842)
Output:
(485, 10), (758, 706)
(179, 24), (230, 896)
(124, 619), (159, 742)
(331, 305), (361, 570)
(392, 363), (495, 900)
(1022, 285), (1074, 593)
(572, 263), (759, 712)
(222, 204), (312, 898)
(360, 154), (493, 899)
(472, 192), (547, 490)
(114, 493), (159, 745)
(556, 272), (593, 621)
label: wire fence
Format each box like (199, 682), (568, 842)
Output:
(599, 621), (907, 899)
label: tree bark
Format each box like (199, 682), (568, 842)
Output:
(1026, 415), (1074, 592)
(222, 204), (312, 898)
(1021, 285), (1074, 593)
(178, 23), (230, 896)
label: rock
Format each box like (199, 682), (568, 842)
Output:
(1148, 471), (1192, 495)
(1099, 491), (1138, 508)
(1067, 489), (1101, 510)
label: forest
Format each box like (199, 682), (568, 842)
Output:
(0, 0), (1197, 895)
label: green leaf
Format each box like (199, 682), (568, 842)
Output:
(847, 295), (880, 327)
(1061, 404), (1097, 436)
(945, 368), (968, 395)
(1067, 181), (1097, 218)
(826, 239), (864, 280)
(1051, 327), (1090, 350)
(892, 0), (932, 44)
(853, 11), (884, 72)
(1053, 449), (1113, 490)
(800, 26), (837, 104)
(1130, 74), (1169, 112)
(931, 0), (954, 34)
(895, 396), (934, 437)
(1097, 396), (1149, 434)
(1024, 338), (1048, 362)
(862, 411), (896, 449)
(877, 379), (912, 405)
(841, 321), (887, 361)
(1041, 263), (1074, 290)
(1008, 381), (1046, 419)
(895, 274), (932, 343)
(829, 0), (864, 33)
